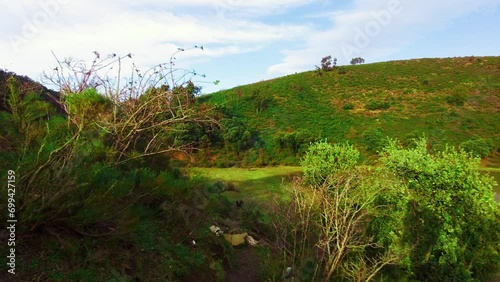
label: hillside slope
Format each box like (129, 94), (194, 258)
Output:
(199, 56), (500, 165)
(0, 70), (64, 114)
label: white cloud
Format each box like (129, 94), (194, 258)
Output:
(0, 0), (311, 85)
(267, 0), (500, 75)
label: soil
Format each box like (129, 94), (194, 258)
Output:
(225, 248), (262, 282)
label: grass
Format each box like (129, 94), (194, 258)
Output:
(189, 166), (302, 201)
(190, 165), (499, 203)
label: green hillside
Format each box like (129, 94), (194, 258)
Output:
(199, 56), (500, 165)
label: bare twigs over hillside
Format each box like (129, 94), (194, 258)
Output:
(41, 47), (219, 163)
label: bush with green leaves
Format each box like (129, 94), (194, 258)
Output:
(64, 88), (112, 122)
(446, 92), (467, 106)
(365, 100), (390, 110)
(460, 138), (495, 158)
(343, 103), (354, 110)
(250, 88), (275, 113)
(446, 84), (469, 106)
(275, 131), (316, 155)
(362, 128), (387, 153)
(381, 138), (500, 281)
(301, 140), (359, 185)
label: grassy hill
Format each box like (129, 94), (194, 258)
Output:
(199, 56), (500, 165)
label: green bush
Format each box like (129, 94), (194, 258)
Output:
(460, 138), (495, 158)
(301, 140), (359, 185)
(365, 100), (390, 110)
(446, 92), (467, 106)
(275, 131), (316, 155)
(64, 88), (111, 122)
(362, 128), (387, 153)
(343, 103), (354, 110)
(381, 138), (500, 281)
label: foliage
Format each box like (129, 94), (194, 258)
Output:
(270, 156), (399, 281)
(381, 138), (500, 281)
(350, 57), (365, 65)
(460, 138), (495, 158)
(446, 84), (469, 106)
(446, 92), (467, 106)
(343, 103), (354, 110)
(319, 55), (337, 71)
(275, 131), (316, 155)
(365, 100), (390, 110)
(362, 128), (387, 153)
(220, 117), (255, 154)
(250, 88), (275, 113)
(301, 140), (359, 185)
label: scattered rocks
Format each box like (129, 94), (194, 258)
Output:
(210, 225), (224, 236)
(211, 225), (259, 247)
(246, 235), (258, 246)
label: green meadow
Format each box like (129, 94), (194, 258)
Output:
(190, 166), (302, 201)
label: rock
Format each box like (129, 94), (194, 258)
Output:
(246, 235), (258, 246)
(210, 225), (223, 236)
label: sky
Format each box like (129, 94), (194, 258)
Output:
(1, 0), (499, 94)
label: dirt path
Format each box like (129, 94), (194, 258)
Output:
(225, 248), (262, 282)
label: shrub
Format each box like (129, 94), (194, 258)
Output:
(460, 138), (495, 158)
(343, 103), (354, 110)
(381, 139), (500, 281)
(365, 100), (390, 110)
(269, 167), (400, 281)
(362, 128), (387, 153)
(446, 84), (470, 106)
(301, 140), (359, 185)
(446, 92), (467, 106)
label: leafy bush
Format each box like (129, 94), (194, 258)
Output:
(446, 84), (470, 106)
(221, 117), (256, 153)
(301, 140), (359, 185)
(250, 89), (275, 113)
(381, 139), (500, 281)
(402, 131), (424, 149)
(460, 138), (495, 158)
(343, 103), (354, 110)
(362, 128), (387, 153)
(446, 92), (467, 106)
(365, 100), (390, 110)
(275, 131), (316, 155)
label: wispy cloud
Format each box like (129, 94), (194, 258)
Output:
(0, 0), (312, 81)
(267, 0), (500, 75)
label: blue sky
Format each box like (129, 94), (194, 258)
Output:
(1, 0), (499, 94)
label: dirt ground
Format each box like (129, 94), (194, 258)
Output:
(225, 248), (262, 282)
